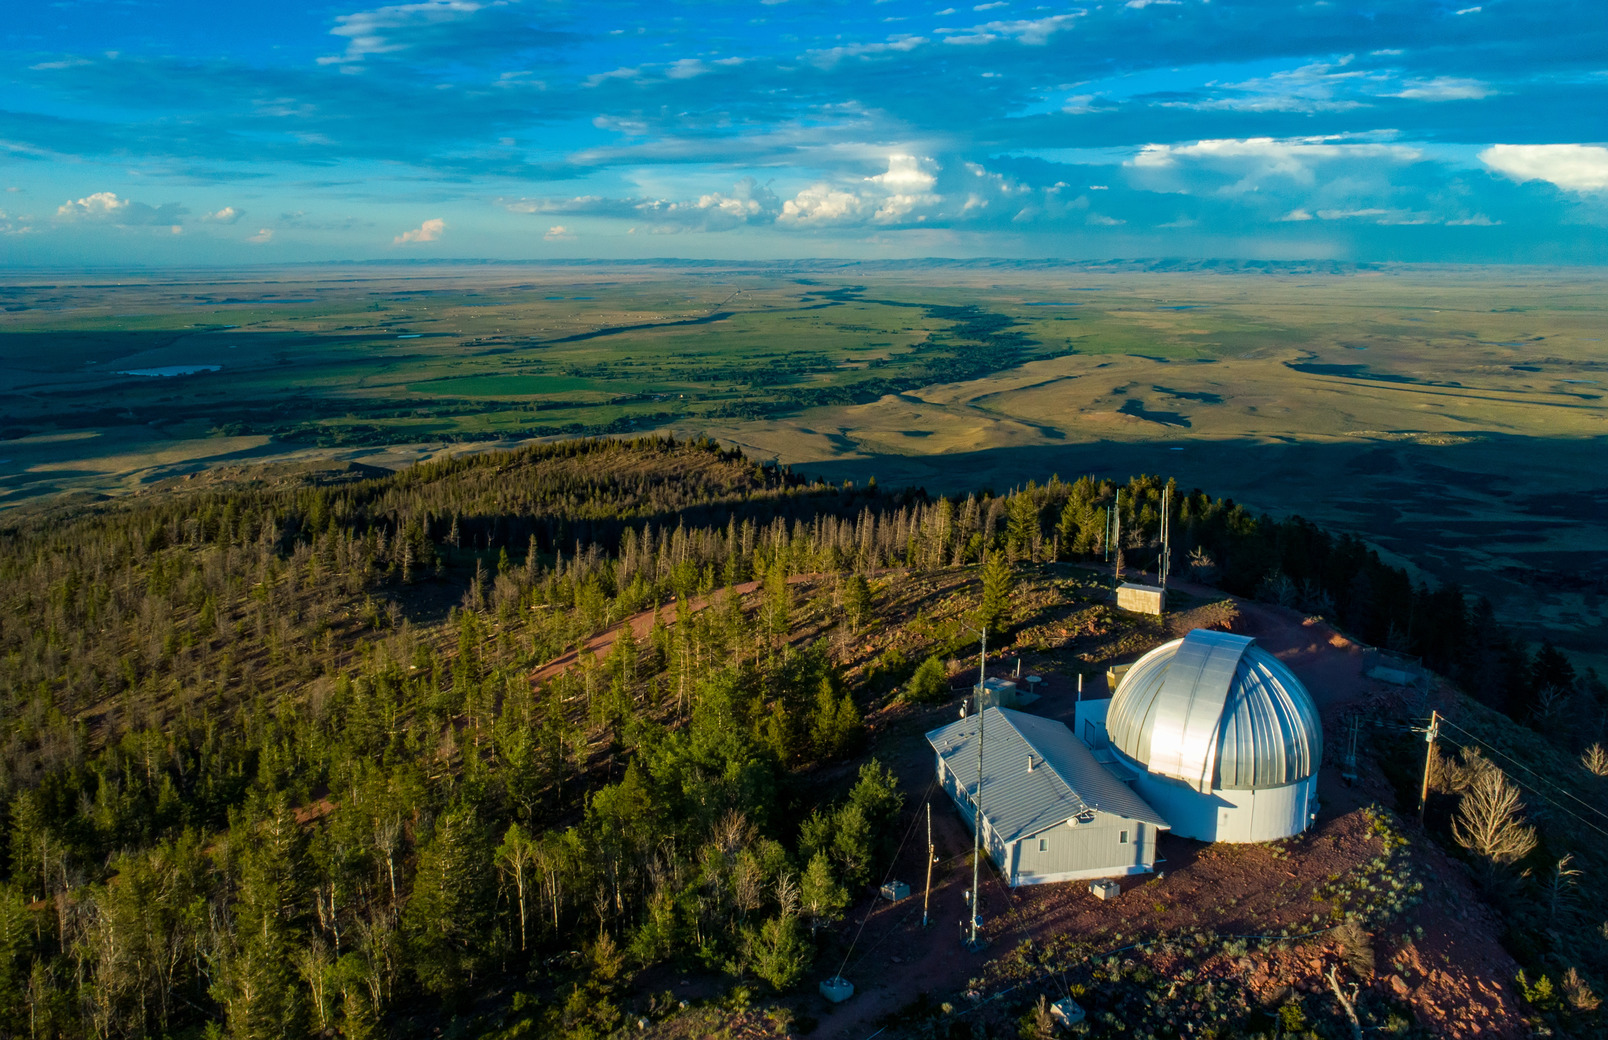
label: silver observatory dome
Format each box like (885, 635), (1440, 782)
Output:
(1107, 629), (1322, 793)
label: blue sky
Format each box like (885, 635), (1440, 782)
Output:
(2, 0), (1605, 264)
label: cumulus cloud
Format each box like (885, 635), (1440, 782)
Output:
(865, 154), (940, 221)
(201, 206), (242, 224)
(248, 228), (274, 243)
(780, 185), (865, 226)
(55, 191), (187, 226)
(544, 224), (574, 240)
(1479, 144), (1608, 193)
(394, 217), (446, 243)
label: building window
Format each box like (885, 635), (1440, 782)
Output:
(1038, 838), (1047, 852)
(1118, 830), (1129, 845)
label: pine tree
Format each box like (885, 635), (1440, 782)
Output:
(404, 803), (495, 998)
(977, 549), (1013, 636)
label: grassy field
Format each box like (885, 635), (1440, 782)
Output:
(1, 260), (1604, 663)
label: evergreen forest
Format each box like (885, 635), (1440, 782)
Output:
(0, 436), (1600, 1039)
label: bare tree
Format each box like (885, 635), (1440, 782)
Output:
(1547, 854), (1583, 924)
(1564, 967), (1602, 1012)
(1451, 760), (1538, 867)
(1582, 743), (1608, 778)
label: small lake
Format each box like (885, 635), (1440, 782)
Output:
(117, 365), (221, 377)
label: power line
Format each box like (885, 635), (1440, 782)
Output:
(834, 777), (938, 980)
(1434, 719), (1608, 842)
(1435, 717), (1608, 826)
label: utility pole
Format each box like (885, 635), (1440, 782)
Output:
(969, 625), (987, 950)
(1418, 710), (1439, 825)
(923, 802), (934, 928)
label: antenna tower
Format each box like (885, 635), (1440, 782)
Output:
(968, 625), (987, 950)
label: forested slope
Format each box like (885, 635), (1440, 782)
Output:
(0, 436), (1600, 1038)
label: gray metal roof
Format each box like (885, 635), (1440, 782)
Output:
(1106, 629), (1322, 793)
(926, 707), (1170, 842)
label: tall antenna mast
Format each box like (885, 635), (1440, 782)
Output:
(1160, 484), (1171, 588)
(969, 624), (987, 950)
(1112, 491), (1122, 592)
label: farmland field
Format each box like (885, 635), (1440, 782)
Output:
(1, 260), (1605, 664)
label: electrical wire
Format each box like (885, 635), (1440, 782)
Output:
(981, 848), (1075, 1003)
(1433, 718), (1608, 841)
(832, 777), (939, 980)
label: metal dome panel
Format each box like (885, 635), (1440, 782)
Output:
(1106, 629), (1322, 792)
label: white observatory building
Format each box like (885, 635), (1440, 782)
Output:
(1076, 629), (1322, 843)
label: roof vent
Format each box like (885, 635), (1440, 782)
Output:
(1027, 755), (1035, 772)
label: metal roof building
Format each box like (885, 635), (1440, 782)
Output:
(926, 707), (1169, 886)
(1082, 629), (1323, 843)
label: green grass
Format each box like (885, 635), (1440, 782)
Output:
(410, 373), (606, 397)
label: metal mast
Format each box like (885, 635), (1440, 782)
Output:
(1160, 484), (1171, 588)
(969, 624), (987, 949)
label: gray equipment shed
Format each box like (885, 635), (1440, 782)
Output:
(926, 707), (1170, 886)
(973, 677), (1021, 709)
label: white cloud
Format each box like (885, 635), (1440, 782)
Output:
(0, 210), (33, 235)
(544, 225), (574, 240)
(249, 228), (274, 243)
(1178, 60), (1378, 113)
(1279, 209), (1314, 222)
(806, 36), (925, 66)
(1447, 214), (1500, 226)
(57, 191), (128, 220)
(322, 0), (486, 64)
(394, 217), (446, 244)
(1479, 144), (1608, 193)
(780, 185), (864, 225)
(202, 206), (242, 224)
(55, 191), (186, 226)
(867, 154), (941, 222)
(1315, 208), (1431, 225)
(1131, 137), (1421, 183)
(867, 153), (938, 193)
(941, 13), (1078, 45)
(1087, 213), (1126, 226)
(1391, 77), (1491, 101)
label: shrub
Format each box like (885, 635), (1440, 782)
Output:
(905, 654), (949, 703)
